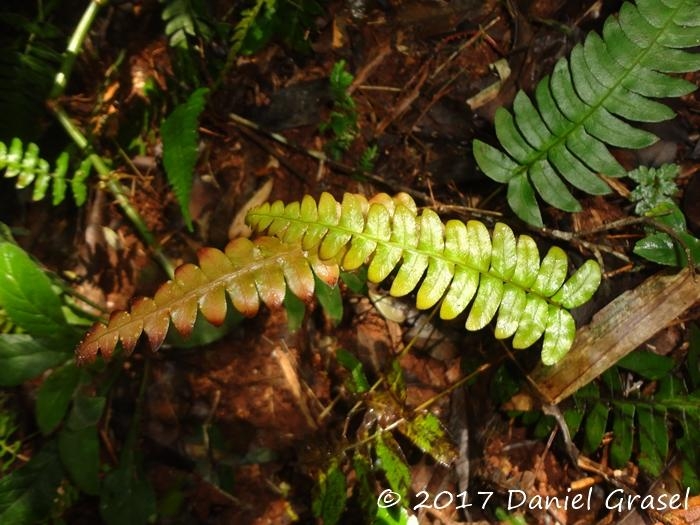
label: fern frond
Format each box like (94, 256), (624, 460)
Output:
(161, 87), (209, 230)
(0, 138), (77, 205)
(474, 0), (700, 227)
(77, 193), (601, 366)
(160, 0), (213, 49)
(0, 21), (62, 139)
(230, 0), (276, 56)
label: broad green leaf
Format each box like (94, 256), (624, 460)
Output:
(583, 399), (608, 454)
(375, 506), (411, 525)
(617, 350), (675, 380)
(100, 462), (157, 525)
(398, 412), (458, 466)
(375, 433), (410, 500)
(58, 395), (106, 495)
(161, 87), (209, 231)
(637, 406), (668, 477)
(36, 362), (82, 434)
(0, 442), (64, 525)
(611, 402), (635, 468)
(634, 202), (700, 267)
(312, 461), (347, 525)
(0, 242), (78, 342)
(0, 334), (70, 386)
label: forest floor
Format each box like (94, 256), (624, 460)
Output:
(1, 0), (700, 524)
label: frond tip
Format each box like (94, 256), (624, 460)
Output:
(76, 192), (601, 366)
(474, 0), (700, 226)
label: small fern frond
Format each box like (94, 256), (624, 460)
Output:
(474, 0), (700, 227)
(161, 87), (209, 230)
(230, 0), (276, 56)
(160, 0), (213, 49)
(0, 138), (77, 205)
(77, 193), (601, 366)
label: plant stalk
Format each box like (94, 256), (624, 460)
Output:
(52, 105), (175, 277)
(50, 0), (105, 99)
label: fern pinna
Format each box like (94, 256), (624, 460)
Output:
(77, 193), (601, 366)
(0, 138), (90, 206)
(474, 0), (700, 226)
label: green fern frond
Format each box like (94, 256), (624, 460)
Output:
(0, 18), (62, 139)
(0, 138), (80, 205)
(474, 0), (700, 227)
(161, 87), (209, 230)
(230, 0), (276, 56)
(160, 0), (213, 49)
(77, 192), (601, 366)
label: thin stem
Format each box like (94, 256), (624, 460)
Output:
(50, 0), (106, 99)
(51, 104), (175, 277)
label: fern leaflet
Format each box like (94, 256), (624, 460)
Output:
(473, 0), (700, 226)
(77, 193), (601, 366)
(160, 0), (213, 49)
(0, 138), (84, 205)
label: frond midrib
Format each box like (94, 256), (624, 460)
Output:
(514, 0), (684, 176)
(248, 208), (564, 307)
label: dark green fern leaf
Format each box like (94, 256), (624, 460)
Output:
(0, 16), (62, 140)
(160, 0), (213, 49)
(161, 87), (209, 231)
(0, 138), (76, 205)
(474, 0), (700, 226)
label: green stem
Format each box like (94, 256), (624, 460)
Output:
(52, 104), (175, 277)
(50, 0), (106, 99)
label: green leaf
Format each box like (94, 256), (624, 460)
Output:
(100, 462), (157, 525)
(161, 87), (209, 231)
(0, 442), (64, 525)
(633, 202), (700, 267)
(314, 273), (343, 324)
(617, 350), (675, 380)
(36, 362), (82, 434)
(399, 412), (458, 466)
(473, 0), (700, 225)
(0, 242), (78, 343)
(336, 348), (370, 394)
(58, 395), (106, 495)
(637, 406), (668, 477)
(283, 287), (306, 332)
(583, 398), (608, 454)
(0, 334), (70, 386)
(312, 461), (347, 525)
(610, 402), (635, 468)
(375, 433), (410, 500)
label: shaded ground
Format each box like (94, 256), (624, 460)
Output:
(2, 0), (700, 523)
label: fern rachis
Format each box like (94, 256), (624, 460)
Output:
(474, 0), (700, 226)
(77, 193), (601, 366)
